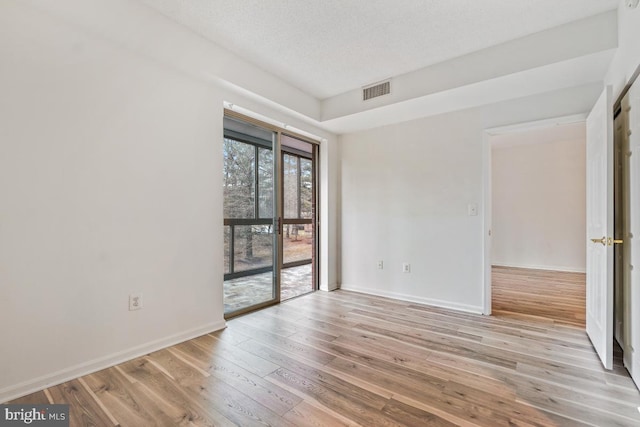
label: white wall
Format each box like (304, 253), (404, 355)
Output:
(340, 110), (484, 312)
(606, 1), (640, 99)
(0, 0), (337, 401)
(339, 85), (601, 313)
(491, 124), (586, 272)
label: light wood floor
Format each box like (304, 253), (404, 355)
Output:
(8, 290), (640, 426)
(492, 266), (586, 328)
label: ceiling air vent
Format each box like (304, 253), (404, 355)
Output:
(363, 81), (391, 101)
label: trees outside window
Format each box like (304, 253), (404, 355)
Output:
(223, 138), (273, 276)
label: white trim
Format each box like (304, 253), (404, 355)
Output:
(0, 320), (226, 403)
(482, 113), (589, 315)
(492, 263), (586, 273)
(223, 101), (323, 143)
(320, 282), (339, 292)
(482, 131), (492, 315)
(485, 113), (588, 136)
(339, 284), (483, 315)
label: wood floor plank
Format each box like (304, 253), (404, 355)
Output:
(84, 367), (184, 427)
(492, 266), (586, 327)
(193, 333), (281, 378)
(7, 390), (49, 405)
(267, 367), (404, 427)
(230, 320), (337, 366)
(204, 350), (302, 416)
(295, 331), (517, 401)
(381, 398), (459, 427)
(425, 350), (640, 410)
(354, 321), (518, 369)
(237, 338), (391, 411)
(120, 356), (263, 426)
(327, 353), (556, 427)
(5, 289), (639, 426)
(282, 400), (360, 427)
(47, 379), (118, 427)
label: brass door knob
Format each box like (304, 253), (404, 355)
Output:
(590, 237), (623, 246)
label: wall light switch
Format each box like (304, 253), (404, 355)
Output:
(468, 203), (478, 216)
(377, 260), (384, 270)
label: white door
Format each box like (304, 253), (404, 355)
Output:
(625, 81), (640, 388)
(586, 86), (614, 370)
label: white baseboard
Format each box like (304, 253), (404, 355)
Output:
(339, 284), (483, 315)
(492, 263), (586, 273)
(0, 320), (226, 403)
(320, 282), (339, 292)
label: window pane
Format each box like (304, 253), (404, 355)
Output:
(233, 225), (273, 272)
(283, 154), (299, 219)
(258, 148), (273, 218)
(223, 138), (255, 219)
(224, 226), (231, 274)
(300, 158), (313, 219)
(283, 223), (312, 264)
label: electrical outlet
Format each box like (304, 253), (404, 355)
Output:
(402, 263), (411, 273)
(129, 293), (143, 311)
(377, 260), (384, 270)
(468, 203), (478, 216)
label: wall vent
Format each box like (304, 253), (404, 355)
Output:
(363, 81), (391, 101)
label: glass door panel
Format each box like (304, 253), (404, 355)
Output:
(223, 116), (277, 316)
(283, 154), (299, 218)
(283, 223), (313, 264)
(280, 134), (316, 301)
(300, 158), (313, 218)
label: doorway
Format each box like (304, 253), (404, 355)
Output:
(483, 99), (640, 384)
(486, 120), (588, 327)
(222, 113), (319, 317)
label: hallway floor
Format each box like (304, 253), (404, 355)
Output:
(492, 266), (586, 328)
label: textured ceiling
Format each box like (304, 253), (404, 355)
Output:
(139, 0), (618, 99)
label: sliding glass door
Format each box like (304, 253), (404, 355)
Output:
(223, 116), (278, 315)
(223, 114), (318, 317)
(281, 135), (316, 301)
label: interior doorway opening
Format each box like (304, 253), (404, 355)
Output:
(483, 103), (639, 386)
(487, 120), (587, 327)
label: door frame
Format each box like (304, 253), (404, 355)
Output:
(279, 140), (319, 296)
(223, 109), (320, 318)
(481, 113), (588, 315)
(619, 82), (640, 388)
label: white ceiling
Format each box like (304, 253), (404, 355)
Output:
(140, 0), (618, 99)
